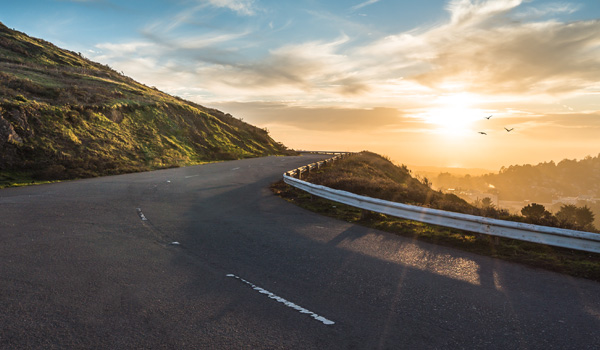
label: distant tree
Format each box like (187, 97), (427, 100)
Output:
(481, 197), (494, 208)
(556, 204), (596, 231)
(521, 203), (555, 226)
(521, 203), (547, 221)
(422, 176), (432, 188)
(575, 205), (595, 230)
(557, 204), (578, 229)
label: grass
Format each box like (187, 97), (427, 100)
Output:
(271, 152), (600, 281)
(0, 170), (58, 188)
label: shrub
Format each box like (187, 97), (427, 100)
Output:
(37, 164), (67, 180)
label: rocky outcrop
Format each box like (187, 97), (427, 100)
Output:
(0, 115), (22, 145)
(0, 114), (23, 170)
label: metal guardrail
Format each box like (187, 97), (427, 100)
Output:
(283, 158), (600, 254)
(285, 153), (351, 180)
(297, 151), (349, 155)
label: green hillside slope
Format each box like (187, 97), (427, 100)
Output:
(0, 22), (292, 185)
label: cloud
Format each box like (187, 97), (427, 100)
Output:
(140, 27), (250, 52)
(350, 0), (381, 12)
(95, 41), (155, 55)
(544, 112), (600, 129)
(446, 0), (523, 27)
(515, 2), (581, 19)
(360, 0), (600, 97)
(91, 0), (600, 112)
(200, 0), (256, 16)
(171, 34), (373, 97)
(416, 21), (600, 95)
(208, 102), (422, 131)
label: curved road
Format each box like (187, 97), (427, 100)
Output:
(1, 155), (599, 349)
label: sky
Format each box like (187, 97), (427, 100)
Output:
(2, 0), (600, 171)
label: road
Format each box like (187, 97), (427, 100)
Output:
(1, 154), (599, 349)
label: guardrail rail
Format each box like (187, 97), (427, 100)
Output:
(283, 155), (600, 254)
(285, 152), (351, 180)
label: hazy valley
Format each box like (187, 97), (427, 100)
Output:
(413, 155), (600, 228)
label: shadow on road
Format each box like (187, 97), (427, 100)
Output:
(167, 165), (600, 349)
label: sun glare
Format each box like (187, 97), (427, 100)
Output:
(421, 93), (486, 135)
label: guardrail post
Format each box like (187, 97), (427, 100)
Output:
(491, 236), (499, 245)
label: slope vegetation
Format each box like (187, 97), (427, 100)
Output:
(305, 151), (481, 213)
(0, 22), (291, 185)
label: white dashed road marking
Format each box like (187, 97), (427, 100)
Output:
(226, 274), (335, 326)
(185, 175), (199, 179)
(231, 167), (240, 171)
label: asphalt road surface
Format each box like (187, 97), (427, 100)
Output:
(1, 154), (599, 349)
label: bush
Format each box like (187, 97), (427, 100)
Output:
(556, 204), (596, 231)
(37, 164), (67, 180)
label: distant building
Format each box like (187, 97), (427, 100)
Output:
(552, 197), (578, 205)
(444, 189), (498, 207)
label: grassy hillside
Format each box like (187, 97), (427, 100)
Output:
(0, 22), (293, 186)
(303, 151), (497, 215)
(272, 152), (600, 281)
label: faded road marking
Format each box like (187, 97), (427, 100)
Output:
(231, 167), (240, 171)
(136, 208), (148, 221)
(226, 274), (335, 325)
(185, 175), (199, 178)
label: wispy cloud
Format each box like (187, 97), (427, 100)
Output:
(157, 34), (371, 97)
(446, 0), (522, 27)
(200, 0), (257, 16)
(350, 0), (381, 12)
(95, 41), (155, 55)
(515, 2), (581, 19)
(210, 102), (409, 131)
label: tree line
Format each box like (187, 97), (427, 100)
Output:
(520, 203), (595, 232)
(434, 154), (600, 202)
(470, 198), (597, 233)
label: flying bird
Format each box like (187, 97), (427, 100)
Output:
(478, 131), (487, 135)
(485, 115), (493, 120)
(504, 127), (514, 132)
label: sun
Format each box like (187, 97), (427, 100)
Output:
(422, 93), (486, 135)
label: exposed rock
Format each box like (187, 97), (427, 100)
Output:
(108, 108), (123, 123)
(7, 109), (27, 127)
(0, 115), (23, 145)
(2, 108), (34, 139)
